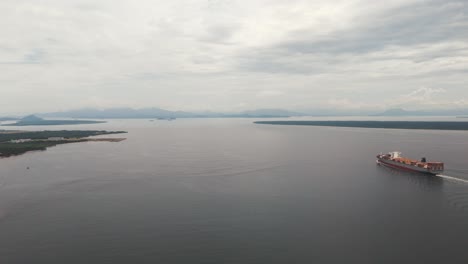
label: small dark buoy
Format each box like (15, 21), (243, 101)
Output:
(27, 167), (30, 170)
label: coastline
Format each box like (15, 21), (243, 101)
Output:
(0, 130), (127, 158)
(254, 120), (468, 130)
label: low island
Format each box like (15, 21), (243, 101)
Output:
(3, 115), (106, 126)
(254, 120), (468, 130)
(0, 130), (127, 157)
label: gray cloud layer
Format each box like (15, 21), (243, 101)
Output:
(1, 0), (467, 114)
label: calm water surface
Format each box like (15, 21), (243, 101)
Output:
(0, 118), (468, 263)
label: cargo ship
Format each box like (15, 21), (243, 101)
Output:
(376, 152), (444, 175)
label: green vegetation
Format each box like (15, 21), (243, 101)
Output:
(0, 140), (86, 157)
(254, 121), (468, 130)
(0, 130), (127, 157)
(0, 130), (125, 143)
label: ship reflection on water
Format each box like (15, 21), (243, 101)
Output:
(377, 162), (444, 190)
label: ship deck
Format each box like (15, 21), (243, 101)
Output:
(377, 153), (444, 173)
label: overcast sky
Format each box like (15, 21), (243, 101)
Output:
(1, 0), (467, 114)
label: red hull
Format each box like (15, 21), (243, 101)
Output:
(377, 159), (437, 175)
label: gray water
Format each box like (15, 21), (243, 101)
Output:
(0, 118), (468, 263)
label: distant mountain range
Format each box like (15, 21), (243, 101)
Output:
(4, 107), (468, 121)
(372, 108), (468, 116)
(40, 108), (305, 119)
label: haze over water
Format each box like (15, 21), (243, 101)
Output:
(1, 118), (468, 263)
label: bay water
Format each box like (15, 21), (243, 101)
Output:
(0, 118), (467, 263)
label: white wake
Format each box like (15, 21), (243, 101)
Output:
(436, 174), (468, 184)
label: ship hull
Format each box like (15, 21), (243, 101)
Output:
(377, 158), (441, 175)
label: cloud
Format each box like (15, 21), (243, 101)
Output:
(404, 87), (446, 100)
(393, 87), (447, 107)
(453, 99), (468, 107)
(23, 49), (46, 64)
(256, 90), (284, 97)
(277, 1), (467, 55)
(0, 0), (467, 114)
(326, 98), (384, 110)
(235, 0), (468, 76)
(387, 87), (468, 109)
(77, 96), (137, 110)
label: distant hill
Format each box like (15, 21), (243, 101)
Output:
(221, 109), (305, 118)
(41, 108), (305, 119)
(255, 120), (468, 130)
(372, 108), (421, 116)
(372, 108), (468, 116)
(21, 114), (43, 122)
(3, 115), (106, 126)
(41, 108), (195, 119)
